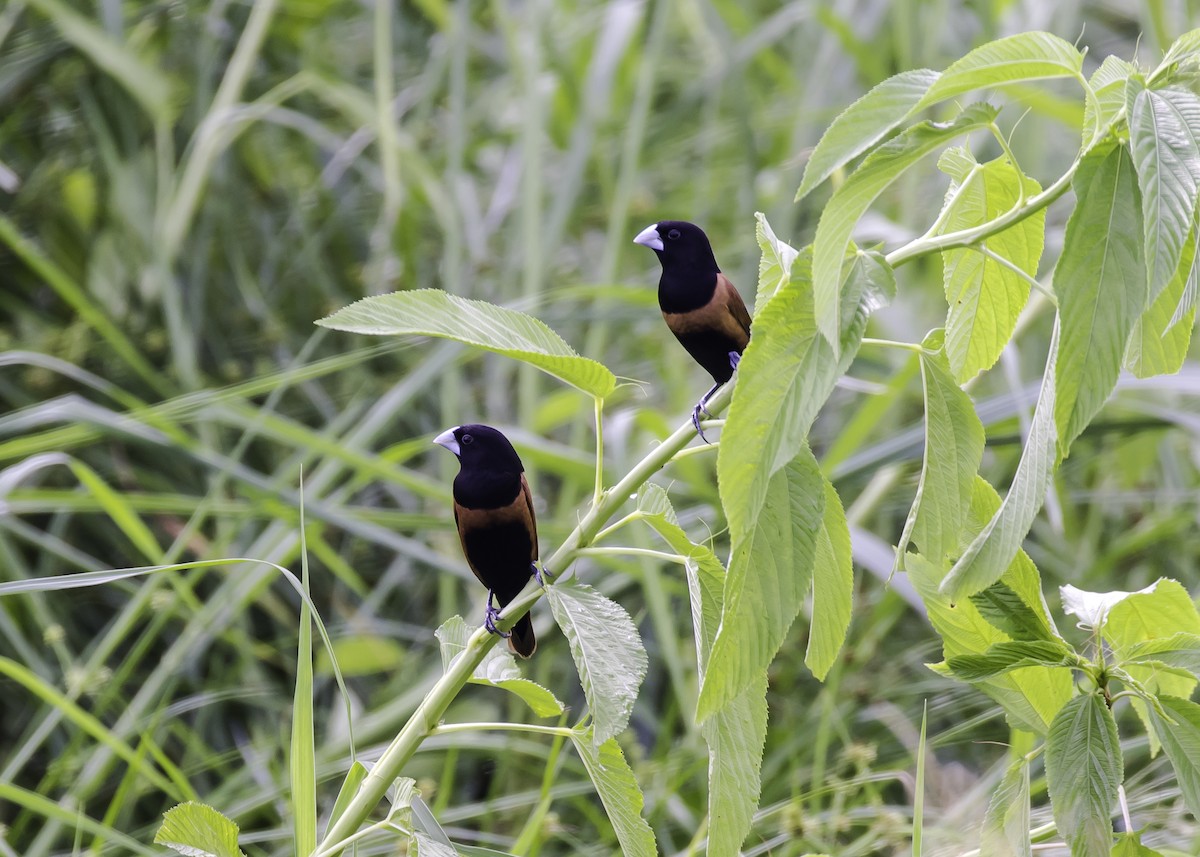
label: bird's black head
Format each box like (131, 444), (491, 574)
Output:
(632, 220), (721, 275)
(433, 423), (524, 474)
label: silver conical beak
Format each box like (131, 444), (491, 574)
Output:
(633, 223), (663, 251)
(433, 427), (460, 456)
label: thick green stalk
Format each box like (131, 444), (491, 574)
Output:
(313, 382), (733, 854)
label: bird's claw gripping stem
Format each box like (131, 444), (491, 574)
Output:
(484, 591), (511, 638)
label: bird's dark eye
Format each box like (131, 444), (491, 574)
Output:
(667, 228), (681, 240)
(461, 434), (474, 445)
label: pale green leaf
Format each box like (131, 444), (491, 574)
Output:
(755, 211), (799, 307)
(946, 640), (1076, 681)
(412, 832), (458, 857)
(805, 475), (853, 681)
(812, 103), (997, 348)
(547, 583), (647, 744)
(918, 32), (1084, 109)
(569, 729), (657, 857)
(1129, 86), (1200, 301)
(941, 321), (1061, 600)
(980, 759), (1032, 857)
(1148, 695), (1200, 821)
(1104, 579), (1200, 711)
(796, 68), (940, 201)
(896, 330), (985, 567)
(1054, 143), (1148, 454)
(317, 289), (616, 398)
(1123, 632), (1200, 674)
(291, 532), (317, 857)
(1126, 215), (1197, 377)
(68, 460), (163, 562)
(1171, 219), (1200, 329)
(317, 635), (406, 676)
(1152, 29), (1200, 84)
(1112, 832), (1167, 857)
(700, 449), (824, 720)
(635, 482), (679, 527)
(1045, 694), (1122, 857)
(154, 802), (246, 857)
(1083, 57), (1138, 143)
(969, 582), (1060, 642)
(937, 152), (1045, 382)
(435, 616), (565, 718)
(717, 247), (870, 548)
(325, 762), (368, 839)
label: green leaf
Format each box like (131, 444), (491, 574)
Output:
(969, 582), (1059, 642)
(1123, 632), (1200, 674)
(1054, 143), (1148, 455)
(569, 729), (657, 857)
(936, 151), (1046, 382)
(1126, 215), (1197, 378)
(945, 640), (1076, 681)
(1152, 29), (1200, 85)
(700, 448), (824, 721)
(1083, 57), (1138, 143)
(941, 321), (1061, 600)
(896, 331), (985, 567)
(325, 762), (368, 839)
(805, 476), (853, 681)
(1148, 695), (1200, 821)
(1044, 694), (1122, 857)
(411, 832), (458, 857)
(317, 289), (616, 399)
(812, 103), (997, 348)
(1129, 86), (1200, 302)
(755, 211), (799, 307)
(435, 616), (565, 718)
(546, 582), (648, 744)
(796, 68), (940, 201)
(1112, 832), (1167, 857)
(154, 802), (247, 857)
(641, 490), (767, 857)
(291, 528), (317, 857)
(917, 32), (1084, 110)
(317, 635), (406, 676)
(717, 246), (869, 549)
(980, 759), (1032, 857)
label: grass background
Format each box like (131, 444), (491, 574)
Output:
(2, 0), (1200, 853)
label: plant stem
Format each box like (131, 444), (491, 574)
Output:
(575, 547), (687, 563)
(593, 396), (604, 506)
(312, 382), (734, 854)
(430, 722), (573, 738)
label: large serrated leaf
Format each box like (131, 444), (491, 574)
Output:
(546, 582), (647, 745)
(569, 728), (657, 857)
(969, 582), (1058, 642)
(1129, 86), (1200, 302)
(154, 802), (246, 857)
(805, 475), (853, 681)
(937, 152), (1045, 382)
(1045, 694), (1122, 857)
(917, 32), (1084, 110)
(700, 448), (824, 720)
(1148, 695), (1200, 821)
(946, 640), (1076, 681)
(896, 330), (985, 568)
(812, 103), (997, 349)
(796, 68), (940, 201)
(980, 758), (1032, 857)
(1126, 214), (1197, 378)
(941, 321), (1061, 600)
(1123, 632), (1200, 674)
(434, 616), (564, 717)
(1083, 56), (1137, 143)
(317, 289), (616, 398)
(1054, 143), (1148, 455)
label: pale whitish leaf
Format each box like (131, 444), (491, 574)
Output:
(154, 802), (246, 857)
(755, 211), (799, 307)
(434, 616), (564, 718)
(1083, 56), (1138, 143)
(716, 247), (869, 550)
(317, 289), (616, 399)
(918, 32), (1084, 109)
(941, 320), (1061, 600)
(700, 449), (823, 720)
(937, 151), (1045, 382)
(896, 330), (985, 568)
(1148, 695), (1200, 821)
(1060, 581), (1165, 630)
(1054, 143), (1147, 454)
(1045, 694), (1122, 857)
(388, 776), (417, 809)
(796, 68), (940, 201)
(980, 759), (1032, 857)
(812, 103), (997, 349)
(1123, 632), (1200, 673)
(642, 489), (767, 857)
(805, 476), (853, 681)
(1129, 86), (1200, 302)
(1126, 215), (1197, 377)
(945, 640), (1076, 681)
(569, 728), (657, 857)
(411, 832), (458, 857)
(547, 582), (647, 745)
(635, 482), (678, 526)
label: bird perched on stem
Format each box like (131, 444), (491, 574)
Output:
(434, 424), (543, 658)
(633, 220), (751, 441)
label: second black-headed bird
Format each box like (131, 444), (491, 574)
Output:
(633, 220), (751, 441)
(434, 424), (542, 658)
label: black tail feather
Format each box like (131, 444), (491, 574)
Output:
(508, 614), (536, 658)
